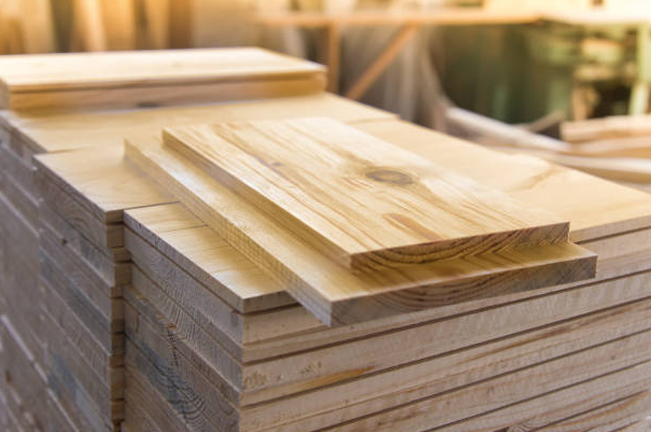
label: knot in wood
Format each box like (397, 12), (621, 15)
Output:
(366, 169), (414, 185)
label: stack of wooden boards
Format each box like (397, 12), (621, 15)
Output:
(20, 114), (651, 432)
(2, 48), (651, 431)
(0, 48), (328, 432)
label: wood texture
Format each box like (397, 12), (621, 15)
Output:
(165, 118), (569, 271)
(0, 48), (326, 110)
(12, 93), (393, 154)
(126, 132), (596, 326)
(356, 119), (651, 241)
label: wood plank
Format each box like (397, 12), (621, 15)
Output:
(0, 48), (326, 110)
(317, 334), (651, 432)
(526, 391), (651, 431)
(165, 118), (569, 271)
(356, 119), (651, 241)
(435, 364), (651, 432)
(14, 93), (394, 154)
(126, 132), (596, 325)
(562, 114), (651, 143)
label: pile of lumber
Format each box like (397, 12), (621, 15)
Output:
(0, 48), (327, 432)
(2, 48), (651, 431)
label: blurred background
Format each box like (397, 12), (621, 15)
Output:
(3, 0), (651, 132)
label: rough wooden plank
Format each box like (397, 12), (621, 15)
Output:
(126, 132), (597, 325)
(165, 118), (569, 270)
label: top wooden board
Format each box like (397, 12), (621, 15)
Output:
(164, 118), (569, 270)
(0, 48), (327, 110)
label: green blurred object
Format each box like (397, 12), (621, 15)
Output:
(435, 16), (649, 124)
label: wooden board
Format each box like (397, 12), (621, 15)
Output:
(125, 132), (597, 326)
(13, 93), (394, 154)
(164, 118), (569, 271)
(356, 119), (651, 241)
(0, 48), (326, 110)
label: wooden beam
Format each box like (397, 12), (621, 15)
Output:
(345, 24), (418, 100)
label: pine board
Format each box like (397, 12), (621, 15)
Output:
(125, 132), (596, 325)
(356, 119), (651, 241)
(12, 94), (393, 154)
(164, 118), (569, 271)
(0, 48), (326, 110)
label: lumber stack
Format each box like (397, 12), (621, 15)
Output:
(2, 48), (651, 431)
(28, 113), (651, 431)
(0, 49), (332, 432)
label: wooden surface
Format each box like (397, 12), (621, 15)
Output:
(4, 93), (394, 154)
(126, 131), (596, 326)
(0, 48), (326, 110)
(358, 119), (651, 241)
(165, 117), (569, 271)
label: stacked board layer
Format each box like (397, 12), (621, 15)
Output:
(0, 47), (327, 111)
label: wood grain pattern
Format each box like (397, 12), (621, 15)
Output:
(356, 119), (651, 241)
(165, 118), (569, 271)
(126, 132), (597, 325)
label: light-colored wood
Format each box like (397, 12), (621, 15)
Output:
(356, 119), (651, 241)
(100, 0), (136, 51)
(562, 114), (651, 143)
(0, 48), (326, 110)
(322, 339), (651, 432)
(165, 117), (569, 270)
(140, 0), (170, 49)
(126, 132), (596, 326)
(492, 146), (651, 184)
(123, 201), (651, 358)
(14, 93), (393, 154)
(526, 391), (651, 431)
(34, 146), (174, 224)
(71, 0), (107, 52)
(18, 0), (55, 53)
(435, 363), (651, 432)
